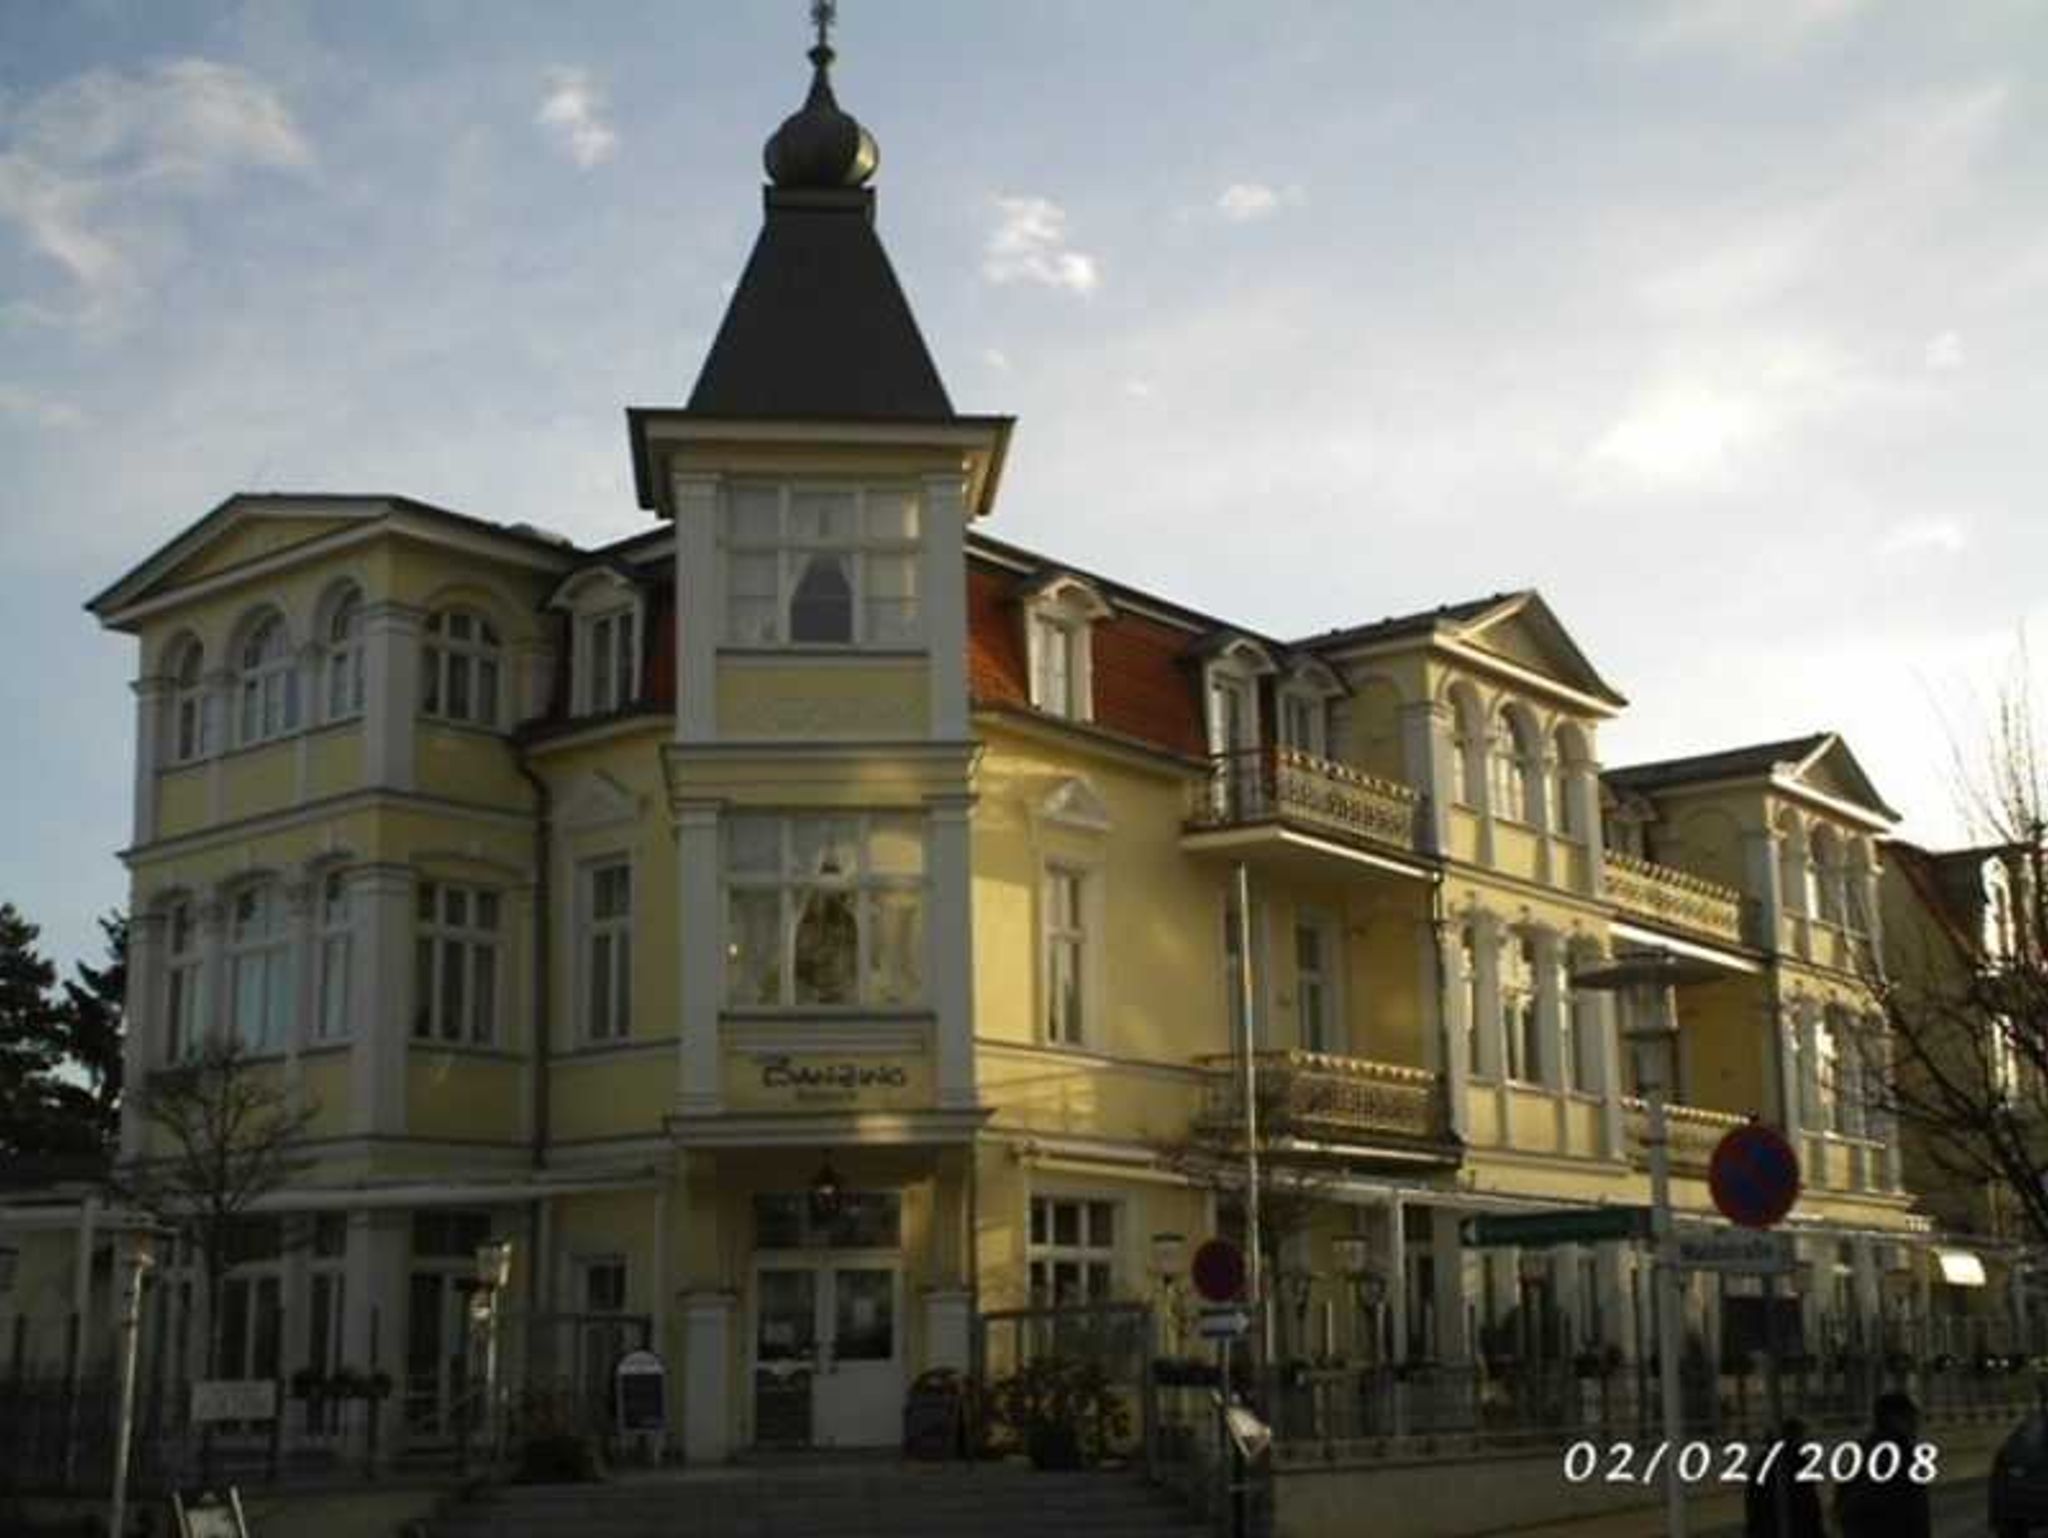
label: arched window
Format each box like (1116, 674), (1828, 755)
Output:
(1490, 709), (1538, 822)
(167, 637), (207, 764)
(1776, 816), (1807, 918)
(1503, 932), (1539, 1081)
(228, 881), (290, 1053)
(1811, 826), (1845, 927)
(1459, 922), (1482, 1076)
(236, 612), (299, 746)
(421, 609), (501, 727)
(1448, 687), (1482, 807)
(323, 588), (365, 722)
(163, 898), (202, 1062)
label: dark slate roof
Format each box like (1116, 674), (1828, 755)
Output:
(1605, 734), (1831, 792)
(1297, 593), (1520, 651)
(685, 187), (953, 421)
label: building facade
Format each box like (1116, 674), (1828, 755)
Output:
(2, 29), (2025, 1466)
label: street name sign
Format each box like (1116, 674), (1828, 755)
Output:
(1462, 1207), (1650, 1249)
(1675, 1227), (1795, 1275)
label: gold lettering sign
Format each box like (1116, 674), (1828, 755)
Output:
(745, 1053), (918, 1107)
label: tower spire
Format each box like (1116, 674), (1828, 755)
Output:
(764, 0), (877, 189)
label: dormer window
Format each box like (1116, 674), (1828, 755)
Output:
(1275, 657), (1343, 760)
(584, 608), (637, 714)
(1021, 572), (1113, 722)
(548, 567), (646, 719)
(1200, 635), (1279, 759)
(721, 482), (921, 649)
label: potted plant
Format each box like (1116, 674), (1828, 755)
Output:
(988, 1356), (1131, 1471)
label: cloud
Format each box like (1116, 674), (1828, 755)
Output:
(1214, 182), (1304, 223)
(1629, 0), (1865, 62)
(0, 384), (85, 429)
(0, 58), (310, 325)
(1924, 330), (1964, 370)
(1590, 387), (1758, 480)
(981, 347), (1010, 371)
(1881, 518), (1968, 555)
(983, 196), (1098, 295)
(536, 68), (617, 169)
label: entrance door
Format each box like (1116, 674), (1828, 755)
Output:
(405, 1272), (470, 1442)
(751, 1259), (902, 1448)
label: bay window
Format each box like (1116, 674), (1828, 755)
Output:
(721, 483), (921, 647)
(413, 881), (501, 1043)
(314, 870), (353, 1043)
(323, 588), (365, 722)
(421, 610), (501, 727)
(236, 612), (299, 747)
(724, 813), (926, 1009)
(227, 882), (290, 1053)
(169, 639), (207, 764)
(164, 899), (202, 1063)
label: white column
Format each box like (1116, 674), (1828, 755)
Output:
(1431, 1209), (1471, 1364)
(1575, 751), (1607, 899)
(921, 470), (970, 741)
(681, 1291), (736, 1463)
(119, 910), (162, 1161)
(1591, 978), (1623, 1159)
(341, 1210), (407, 1465)
(1529, 749), (1557, 886)
(1532, 929), (1563, 1090)
(928, 797), (976, 1109)
(292, 642), (320, 802)
(1384, 1197), (1409, 1366)
(284, 874), (317, 1094)
(349, 863), (415, 1138)
(1400, 700), (1453, 855)
(676, 804), (723, 1116)
(1744, 828), (1781, 953)
(673, 473), (722, 744)
(1436, 922), (1471, 1138)
(359, 601), (420, 791)
(131, 676), (165, 846)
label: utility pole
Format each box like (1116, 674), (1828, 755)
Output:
(1235, 862), (1268, 1370)
(108, 1231), (155, 1538)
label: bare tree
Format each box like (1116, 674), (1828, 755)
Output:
(109, 1037), (319, 1376)
(1868, 663), (2048, 1249)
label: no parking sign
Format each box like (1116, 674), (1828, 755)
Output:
(1707, 1123), (1801, 1229)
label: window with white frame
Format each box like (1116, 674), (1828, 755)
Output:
(1043, 865), (1088, 1045)
(1461, 923), (1483, 1077)
(314, 871), (353, 1043)
(236, 613), (299, 747)
(169, 639), (207, 764)
(324, 589), (365, 722)
(1558, 951), (1594, 1093)
(1296, 915), (1334, 1053)
(1278, 691), (1328, 758)
(721, 482), (920, 647)
(1029, 611), (1085, 719)
(1503, 933), (1539, 1082)
(579, 607), (638, 715)
(412, 881), (501, 1043)
(581, 859), (633, 1042)
(420, 610), (502, 727)
(724, 814), (926, 1008)
(1450, 695), (1480, 807)
(1807, 1007), (1838, 1130)
(164, 899), (203, 1063)
(1491, 709), (1538, 823)
(228, 883), (290, 1053)
(1028, 1196), (1118, 1306)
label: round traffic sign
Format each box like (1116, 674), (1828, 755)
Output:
(1708, 1123), (1801, 1229)
(1191, 1238), (1247, 1303)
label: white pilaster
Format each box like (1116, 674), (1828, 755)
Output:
(1400, 700), (1453, 855)
(928, 797), (976, 1109)
(921, 471), (970, 741)
(1532, 928), (1563, 1090)
(341, 1210), (408, 1465)
(676, 804), (723, 1116)
(1744, 828), (1781, 953)
(131, 677), (165, 846)
(1591, 978), (1623, 1159)
(681, 1291), (737, 1463)
(1470, 911), (1503, 1081)
(1431, 1209), (1471, 1364)
(202, 669), (232, 823)
(673, 473), (722, 744)
(1384, 1197), (1409, 1365)
(349, 863), (414, 1137)
(359, 601), (420, 791)
(1434, 921), (1471, 1138)
(1529, 750), (1557, 887)
(198, 892), (229, 1049)
(119, 909), (163, 1160)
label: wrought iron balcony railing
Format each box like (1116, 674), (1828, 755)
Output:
(1196, 1049), (1453, 1153)
(1603, 851), (1745, 947)
(1186, 747), (1421, 854)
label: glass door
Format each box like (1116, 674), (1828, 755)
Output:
(752, 1265), (818, 1447)
(404, 1272), (469, 1442)
(814, 1264), (901, 1448)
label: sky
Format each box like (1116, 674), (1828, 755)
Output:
(1, 0), (2044, 972)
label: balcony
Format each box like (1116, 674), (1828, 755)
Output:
(1184, 748), (1423, 867)
(1603, 851), (1745, 949)
(1620, 1097), (1749, 1173)
(1195, 1050), (1459, 1166)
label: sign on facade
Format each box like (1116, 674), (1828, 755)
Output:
(1462, 1207), (1649, 1249)
(1675, 1227), (1795, 1275)
(1196, 1307), (1252, 1341)
(188, 1380), (277, 1424)
(614, 1348), (667, 1431)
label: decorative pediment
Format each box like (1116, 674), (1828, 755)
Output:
(1037, 775), (1114, 834)
(1195, 631), (1280, 676)
(1282, 654), (1346, 697)
(1781, 735), (1898, 823)
(1450, 592), (1626, 709)
(1018, 569), (1115, 621)
(557, 770), (646, 831)
(546, 562), (642, 614)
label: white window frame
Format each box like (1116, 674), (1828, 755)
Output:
(323, 588), (366, 723)
(580, 606), (639, 716)
(314, 870), (353, 1043)
(723, 813), (928, 1011)
(1558, 950), (1594, 1094)
(1491, 709), (1537, 824)
(1042, 863), (1091, 1046)
(1203, 642), (1276, 760)
(1027, 1194), (1120, 1306)
(227, 882), (290, 1054)
(1278, 691), (1326, 758)
(163, 898), (203, 1064)
(168, 640), (208, 765)
(720, 481), (922, 649)
(579, 857), (633, 1043)
(1461, 923), (1484, 1079)
(1022, 576), (1112, 722)
(1503, 932), (1539, 1084)
(413, 880), (502, 1044)
(420, 609), (502, 728)
(1294, 909), (1339, 1054)
(235, 612), (300, 748)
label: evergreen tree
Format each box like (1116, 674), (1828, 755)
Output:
(52, 910), (126, 1161)
(0, 902), (63, 1161)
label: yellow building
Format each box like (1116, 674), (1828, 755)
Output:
(0, 28), (1991, 1467)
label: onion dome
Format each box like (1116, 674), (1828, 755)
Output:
(763, 40), (879, 189)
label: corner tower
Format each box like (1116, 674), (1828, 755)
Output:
(626, 12), (1006, 1461)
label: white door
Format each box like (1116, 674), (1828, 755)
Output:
(752, 1259), (902, 1448)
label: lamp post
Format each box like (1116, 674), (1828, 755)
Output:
(1575, 949), (1720, 1538)
(107, 1229), (155, 1538)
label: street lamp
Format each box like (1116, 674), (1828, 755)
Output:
(107, 1229), (156, 1538)
(1574, 948), (1720, 1538)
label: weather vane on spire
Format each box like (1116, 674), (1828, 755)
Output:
(810, 0), (837, 53)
